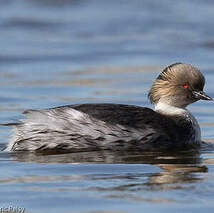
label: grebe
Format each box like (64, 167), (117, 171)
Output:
(5, 63), (212, 152)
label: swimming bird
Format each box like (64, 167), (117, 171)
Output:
(5, 63), (212, 152)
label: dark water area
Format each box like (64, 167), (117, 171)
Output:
(1, 0), (214, 212)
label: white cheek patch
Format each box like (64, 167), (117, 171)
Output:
(154, 102), (186, 115)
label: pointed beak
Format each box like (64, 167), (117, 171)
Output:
(192, 91), (213, 101)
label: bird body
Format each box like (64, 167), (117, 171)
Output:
(5, 63), (212, 152)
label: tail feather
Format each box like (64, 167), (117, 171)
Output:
(0, 122), (21, 126)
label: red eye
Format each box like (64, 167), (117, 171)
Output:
(182, 84), (188, 89)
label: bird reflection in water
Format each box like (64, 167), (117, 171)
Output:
(7, 149), (208, 194)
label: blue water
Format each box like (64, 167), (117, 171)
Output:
(1, 0), (214, 212)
